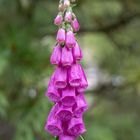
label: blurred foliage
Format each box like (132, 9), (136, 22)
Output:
(0, 0), (140, 140)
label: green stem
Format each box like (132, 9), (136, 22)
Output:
(55, 136), (59, 140)
(80, 135), (85, 140)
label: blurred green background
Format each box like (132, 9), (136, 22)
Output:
(0, 0), (140, 140)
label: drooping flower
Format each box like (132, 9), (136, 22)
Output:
(72, 42), (83, 61)
(73, 93), (88, 118)
(77, 64), (88, 92)
(61, 46), (73, 66)
(61, 86), (76, 107)
(45, 104), (63, 136)
(72, 18), (80, 32)
(68, 117), (86, 136)
(68, 63), (81, 87)
(50, 44), (62, 65)
(57, 28), (66, 44)
(56, 105), (73, 121)
(66, 30), (76, 48)
(45, 73), (61, 102)
(54, 66), (67, 89)
(54, 13), (63, 26)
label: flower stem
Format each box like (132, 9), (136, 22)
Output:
(55, 136), (59, 140)
(80, 135), (85, 140)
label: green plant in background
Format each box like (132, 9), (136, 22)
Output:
(0, 0), (140, 140)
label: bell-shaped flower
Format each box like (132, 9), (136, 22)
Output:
(59, 135), (76, 140)
(73, 93), (88, 117)
(61, 46), (73, 66)
(45, 73), (61, 102)
(72, 18), (80, 32)
(65, 11), (72, 22)
(50, 44), (62, 65)
(56, 28), (66, 44)
(77, 65), (88, 92)
(45, 104), (63, 136)
(68, 117), (86, 136)
(61, 86), (76, 107)
(72, 42), (83, 61)
(66, 30), (76, 48)
(54, 13), (63, 26)
(54, 66), (67, 89)
(56, 105), (73, 121)
(68, 64), (81, 87)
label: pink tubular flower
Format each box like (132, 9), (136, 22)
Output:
(66, 30), (76, 48)
(50, 44), (62, 65)
(45, 104), (63, 136)
(72, 42), (83, 61)
(68, 64), (81, 87)
(45, 73), (61, 102)
(65, 11), (72, 22)
(54, 67), (67, 89)
(61, 46), (73, 66)
(56, 105), (73, 121)
(77, 64), (88, 92)
(59, 135), (76, 140)
(54, 14), (63, 26)
(68, 117), (86, 136)
(74, 93), (88, 117)
(57, 28), (66, 44)
(72, 18), (80, 32)
(61, 86), (76, 107)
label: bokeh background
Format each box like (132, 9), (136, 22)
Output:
(0, 0), (140, 140)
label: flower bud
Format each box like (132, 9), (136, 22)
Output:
(64, 0), (70, 8)
(56, 28), (66, 44)
(50, 44), (62, 65)
(65, 11), (72, 22)
(66, 30), (76, 48)
(54, 14), (63, 26)
(72, 42), (83, 61)
(72, 18), (80, 32)
(59, 135), (76, 140)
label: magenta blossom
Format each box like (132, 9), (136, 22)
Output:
(45, 104), (63, 136)
(72, 42), (83, 61)
(68, 64), (81, 87)
(50, 44), (62, 65)
(68, 117), (86, 136)
(77, 64), (88, 92)
(61, 46), (73, 66)
(56, 105), (73, 121)
(46, 73), (60, 102)
(57, 28), (66, 44)
(61, 86), (76, 107)
(74, 93), (88, 118)
(54, 13), (63, 26)
(66, 30), (76, 48)
(54, 66), (67, 89)
(72, 18), (80, 32)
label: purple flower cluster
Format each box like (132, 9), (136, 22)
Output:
(45, 0), (88, 139)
